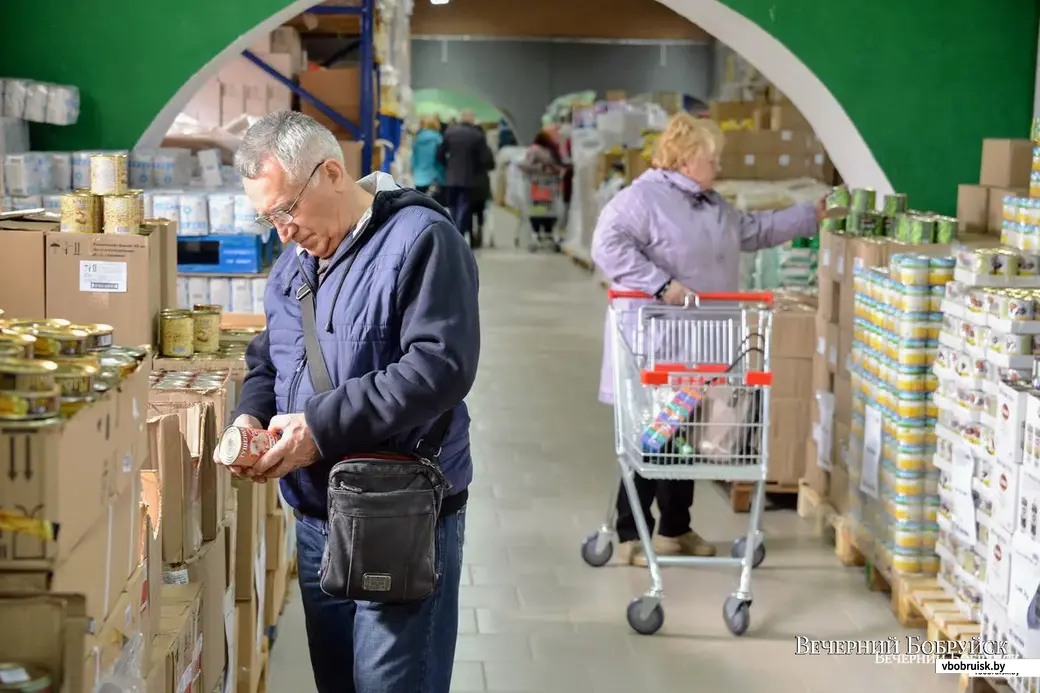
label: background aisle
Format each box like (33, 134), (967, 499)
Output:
(268, 237), (956, 693)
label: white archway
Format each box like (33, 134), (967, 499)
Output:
(137, 0), (893, 193)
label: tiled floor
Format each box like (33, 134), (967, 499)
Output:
(269, 210), (957, 692)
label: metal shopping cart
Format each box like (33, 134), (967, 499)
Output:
(580, 290), (775, 637)
(514, 171), (565, 253)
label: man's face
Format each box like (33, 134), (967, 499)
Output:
(242, 159), (344, 258)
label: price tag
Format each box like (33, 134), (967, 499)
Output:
(79, 260), (127, 293)
(859, 406), (882, 498)
(950, 444), (978, 546)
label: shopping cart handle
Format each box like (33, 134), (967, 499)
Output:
(695, 292), (774, 305)
(607, 290), (654, 301)
(607, 290), (774, 304)
(642, 363), (773, 387)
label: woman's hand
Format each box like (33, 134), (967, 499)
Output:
(814, 195), (827, 223)
(661, 281), (694, 306)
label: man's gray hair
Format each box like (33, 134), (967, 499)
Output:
(234, 110), (345, 184)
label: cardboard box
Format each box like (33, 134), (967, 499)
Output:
(169, 524), (233, 693)
(234, 481), (266, 605)
(709, 100), (763, 125)
(0, 475), (141, 636)
(772, 357), (812, 400)
(769, 104), (814, 134)
(150, 413), (202, 565)
(980, 139), (1033, 188)
(0, 593), (89, 693)
(140, 218), (180, 313)
(44, 230), (162, 346)
(0, 221), (48, 317)
(338, 140), (364, 181)
(300, 68), (362, 136)
(837, 329), (853, 380)
(956, 184), (991, 234)
(770, 300), (815, 359)
(817, 276), (839, 322)
(235, 581), (265, 693)
(829, 464), (850, 513)
(826, 321), (839, 374)
(768, 396), (810, 484)
(0, 364), (147, 568)
(834, 375), (852, 427)
(812, 353), (832, 394)
(988, 186), (1028, 235)
(264, 559), (289, 630)
(148, 396), (225, 543)
(803, 439), (829, 495)
(156, 583), (203, 693)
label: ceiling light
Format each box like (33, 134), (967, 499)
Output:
(430, 0), (449, 5)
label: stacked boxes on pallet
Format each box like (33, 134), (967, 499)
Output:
(846, 247), (954, 577)
(939, 249), (1040, 692)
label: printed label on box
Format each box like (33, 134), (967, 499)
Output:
(79, 260), (127, 292)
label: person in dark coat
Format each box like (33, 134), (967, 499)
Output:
(436, 110), (494, 244)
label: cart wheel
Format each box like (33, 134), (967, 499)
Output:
(580, 533), (613, 567)
(626, 597), (664, 636)
(730, 537), (766, 568)
(723, 596), (751, 636)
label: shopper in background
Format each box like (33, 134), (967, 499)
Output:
(227, 111), (479, 693)
(591, 112), (825, 566)
(521, 129), (567, 245)
(412, 115), (445, 200)
(497, 116), (517, 149)
(470, 153), (491, 249)
(437, 109), (495, 247)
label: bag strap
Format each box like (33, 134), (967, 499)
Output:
(298, 282), (335, 394)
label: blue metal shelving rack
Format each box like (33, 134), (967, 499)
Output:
(241, 0), (378, 176)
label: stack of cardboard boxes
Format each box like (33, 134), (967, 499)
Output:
(956, 138), (1035, 235)
(710, 90), (837, 184)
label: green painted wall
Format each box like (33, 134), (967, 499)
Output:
(0, 0), (1036, 213)
(715, 0), (1038, 213)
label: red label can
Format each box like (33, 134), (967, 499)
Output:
(217, 425), (278, 467)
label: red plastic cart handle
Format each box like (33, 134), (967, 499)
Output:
(606, 290), (774, 305)
(641, 363), (773, 387)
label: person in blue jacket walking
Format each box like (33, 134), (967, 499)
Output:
(412, 116), (445, 198)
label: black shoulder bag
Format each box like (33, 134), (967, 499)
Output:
(298, 271), (453, 603)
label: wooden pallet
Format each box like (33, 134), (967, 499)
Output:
(723, 481), (799, 513)
(796, 478), (838, 542)
(960, 675), (1015, 693)
(899, 577), (979, 642)
(832, 516), (900, 596)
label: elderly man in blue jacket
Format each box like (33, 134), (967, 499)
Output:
(227, 111), (479, 693)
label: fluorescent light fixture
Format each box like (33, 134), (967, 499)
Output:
(430, 0), (449, 5)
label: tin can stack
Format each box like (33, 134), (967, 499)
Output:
(845, 253), (955, 577)
(931, 245), (1040, 655)
(1001, 141), (1040, 250)
(0, 317), (144, 421)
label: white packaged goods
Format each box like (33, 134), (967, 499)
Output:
(141, 191), (154, 219)
(152, 149), (192, 187)
(251, 278), (267, 314)
(0, 197), (9, 211)
(49, 152), (72, 192)
(197, 149), (223, 187)
(179, 193), (209, 235)
(42, 194), (62, 214)
(152, 193), (181, 222)
(187, 277), (209, 306)
(129, 151), (155, 188)
(22, 82), (49, 122)
(208, 193), (235, 234)
(2, 79), (30, 119)
(234, 193), (258, 233)
(3, 153), (39, 196)
(177, 277), (190, 309)
(44, 84), (80, 125)
(208, 278), (232, 311)
(231, 278), (253, 313)
(11, 195), (42, 211)
(71, 151), (93, 189)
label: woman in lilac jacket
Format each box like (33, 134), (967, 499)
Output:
(591, 113), (825, 566)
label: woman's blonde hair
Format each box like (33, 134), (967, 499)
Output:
(419, 115), (440, 130)
(651, 113), (724, 171)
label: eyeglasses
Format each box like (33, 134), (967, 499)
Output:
(253, 161), (325, 230)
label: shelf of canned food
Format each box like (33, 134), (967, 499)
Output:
(158, 304), (248, 361)
(844, 255), (955, 578)
(0, 314), (147, 423)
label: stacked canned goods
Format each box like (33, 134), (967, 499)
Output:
(151, 369), (229, 391)
(1001, 195), (1040, 252)
(846, 254), (956, 577)
(192, 304), (222, 354)
(159, 306), (229, 358)
(57, 153), (144, 235)
(0, 318), (143, 421)
(928, 246), (1040, 624)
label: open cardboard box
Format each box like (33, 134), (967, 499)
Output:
(0, 591), (89, 692)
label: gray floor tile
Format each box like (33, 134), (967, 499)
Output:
(266, 211), (954, 693)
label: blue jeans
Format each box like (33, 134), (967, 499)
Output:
(296, 508), (466, 693)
